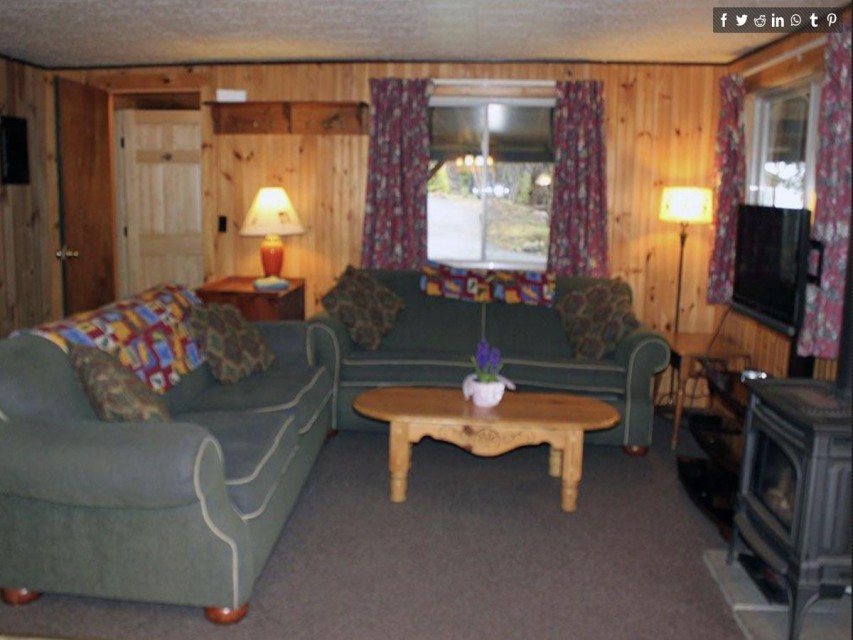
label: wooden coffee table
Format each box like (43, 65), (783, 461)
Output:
(353, 387), (620, 512)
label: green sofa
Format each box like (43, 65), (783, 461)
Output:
(310, 269), (670, 453)
(0, 319), (333, 622)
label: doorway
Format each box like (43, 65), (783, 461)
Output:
(113, 93), (203, 297)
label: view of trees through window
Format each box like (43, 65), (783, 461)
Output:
(749, 81), (818, 210)
(428, 159), (553, 267)
(426, 102), (554, 269)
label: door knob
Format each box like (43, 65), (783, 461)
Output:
(55, 245), (80, 261)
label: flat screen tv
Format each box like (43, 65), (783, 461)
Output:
(731, 204), (811, 337)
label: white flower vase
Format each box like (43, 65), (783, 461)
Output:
(462, 374), (516, 408)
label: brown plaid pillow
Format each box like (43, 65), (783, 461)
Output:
(68, 344), (171, 422)
(321, 266), (405, 350)
(554, 279), (640, 359)
(190, 304), (275, 384)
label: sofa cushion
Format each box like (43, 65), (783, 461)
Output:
(68, 344), (171, 422)
(183, 366), (330, 414)
(174, 366), (333, 518)
(321, 266), (405, 350)
(341, 350), (471, 386)
(190, 304), (275, 384)
(554, 279), (640, 359)
(0, 334), (98, 421)
(484, 302), (571, 360)
(500, 356), (627, 396)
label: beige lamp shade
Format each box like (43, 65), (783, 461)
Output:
(239, 187), (305, 237)
(659, 187), (713, 225)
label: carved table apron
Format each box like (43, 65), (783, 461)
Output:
(353, 387), (620, 512)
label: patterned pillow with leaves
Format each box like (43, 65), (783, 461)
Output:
(68, 344), (171, 422)
(554, 279), (640, 359)
(190, 304), (276, 384)
(321, 266), (405, 350)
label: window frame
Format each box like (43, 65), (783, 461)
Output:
(746, 76), (821, 212)
(427, 94), (556, 271)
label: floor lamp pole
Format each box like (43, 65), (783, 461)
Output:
(667, 223), (689, 408)
(674, 223), (688, 336)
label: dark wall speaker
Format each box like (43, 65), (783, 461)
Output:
(1, 116), (30, 185)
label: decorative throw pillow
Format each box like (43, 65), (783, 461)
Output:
(554, 279), (640, 359)
(321, 266), (405, 350)
(420, 261), (492, 303)
(68, 344), (171, 422)
(190, 304), (276, 384)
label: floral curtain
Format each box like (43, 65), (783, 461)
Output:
(797, 23), (852, 359)
(707, 74), (746, 304)
(361, 78), (431, 270)
(547, 81), (609, 277)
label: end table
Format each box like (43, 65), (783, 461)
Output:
(667, 332), (750, 449)
(196, 276), (305, 321)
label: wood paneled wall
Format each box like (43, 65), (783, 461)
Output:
(0, 57), (60, 338)
(0, 43), (839, 384)
(58, 61), (723, 329)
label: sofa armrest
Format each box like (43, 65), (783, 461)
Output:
(307, 313), (354, 369)
(612, 328), (670, 376)
(254, 320), (311, 367)
(610, 328), (670, 446)
(0, 418), (228, 510)
(306, 314), (354, 431)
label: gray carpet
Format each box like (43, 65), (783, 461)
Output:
(0, 420), (746, 640)
(704, 549), (851, 640)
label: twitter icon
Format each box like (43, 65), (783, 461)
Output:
(735, 14), (748, 26)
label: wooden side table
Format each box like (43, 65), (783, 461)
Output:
(668, 332), (750, 449)
(196, 276), (305, 321)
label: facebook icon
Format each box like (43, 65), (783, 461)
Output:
(721, 12), (728, 27)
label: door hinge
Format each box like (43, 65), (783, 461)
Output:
(120, 137), (125, 148)
(123, 226), (128, 238)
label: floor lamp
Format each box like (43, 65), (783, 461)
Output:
(659, 187), (714, 336)
(659, 187), (713, 414)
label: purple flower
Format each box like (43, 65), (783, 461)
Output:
(471, 339), (503, 382)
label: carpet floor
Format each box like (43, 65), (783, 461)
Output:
(0, 420), (747, 640)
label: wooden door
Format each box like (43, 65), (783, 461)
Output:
(116, 110), (203, 295)
(56, 78), (116, 314)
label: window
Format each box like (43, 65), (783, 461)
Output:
(427, 98), (555, 270)
(747, 79), (820, 210)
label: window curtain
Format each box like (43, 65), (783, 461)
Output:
(360, 78), (431, 270)
(547, 81), (609, 277)
(797, 23), (852, 359)
(707, 74), (746, 304)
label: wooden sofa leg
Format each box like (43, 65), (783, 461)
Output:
(622, 445), (649, 457)
(1, 588), (42, 606)
(205, 603), (249, 624)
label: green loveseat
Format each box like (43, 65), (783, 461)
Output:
(310, 269), (670, 453)
(0, 310), (333, 622)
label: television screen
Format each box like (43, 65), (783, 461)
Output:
(0, 116), (30, 185)
(731, 204), (811, 336)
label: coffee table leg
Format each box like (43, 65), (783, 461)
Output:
(560, 432), (584, 512)
(389, 422), (411, 503)
(548, 446), (561, 477)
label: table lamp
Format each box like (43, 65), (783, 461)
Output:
(240, 187), (305, 289)
(659, 186), (713, 335)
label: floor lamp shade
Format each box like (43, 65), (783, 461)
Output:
(240, 187), (305, 277)
(659, 187), (713, 334)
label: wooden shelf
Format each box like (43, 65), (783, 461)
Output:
(209, 101), (369, 135)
